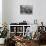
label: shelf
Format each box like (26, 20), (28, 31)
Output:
(9, 25), (31, 36)
(9, 25), (31, 27)
(10, 32), (23, 33)
(16, 32), (23, 33)
(10, 32), (15, 33)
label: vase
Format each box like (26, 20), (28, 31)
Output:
(0, 38), (5, 44)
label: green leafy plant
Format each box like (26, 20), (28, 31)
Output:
(0, 23), (9, 38)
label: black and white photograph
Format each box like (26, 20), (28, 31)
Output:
(20, 5), (33, 14)
(0, 0), (46, 46)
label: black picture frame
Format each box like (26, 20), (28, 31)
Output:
(20, 5), (33, 14)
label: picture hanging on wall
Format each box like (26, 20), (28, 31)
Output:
(20, 5), (33, 14)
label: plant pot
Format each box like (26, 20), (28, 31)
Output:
(0, 38), (5, 44)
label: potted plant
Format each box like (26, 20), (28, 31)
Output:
(0, 23), (9, 44)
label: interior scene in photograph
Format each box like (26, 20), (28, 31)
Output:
(0, 0), (46, 46)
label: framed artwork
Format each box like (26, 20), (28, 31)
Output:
(20, 5), (33, 14)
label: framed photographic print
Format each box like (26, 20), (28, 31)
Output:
(20, 5), (33, 14)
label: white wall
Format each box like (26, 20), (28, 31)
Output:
(3, 0), (46, 26)
(2, 0), (8, 24)
(0, 0), (2, 27)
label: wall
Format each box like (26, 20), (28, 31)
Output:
(2, 0), (8, 24)
(2, 0), (46, 26)
(0, 0), (2, 27)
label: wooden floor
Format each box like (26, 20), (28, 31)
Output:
(40, 45), (46, 46)
(0, 44), (46, 46)
(0, 44), (4, 46)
